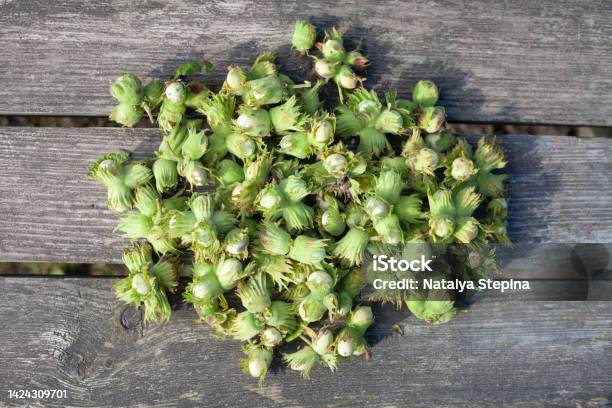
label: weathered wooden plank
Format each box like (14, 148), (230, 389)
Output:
(0, 277), (610, 407)
(0, 127), (155, 264)
(1, 0), (611, 125)
(0, 127), (611, 263)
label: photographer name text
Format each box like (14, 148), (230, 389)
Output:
(372, 278), (530, 293)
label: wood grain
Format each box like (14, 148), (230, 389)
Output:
(0, 0), (611, 125)
(0, 276), (610, 407)
(0, 127), (611, 263)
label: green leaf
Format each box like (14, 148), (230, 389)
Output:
(174, 61), (202, 78)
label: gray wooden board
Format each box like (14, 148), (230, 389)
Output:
(0, 127), (611, 263)
(1, 0), (611, 125)
(0, 277), (610, 407)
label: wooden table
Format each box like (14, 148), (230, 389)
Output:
(0, 1), (611, 406)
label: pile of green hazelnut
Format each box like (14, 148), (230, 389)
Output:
(91, 20), (509, 384)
